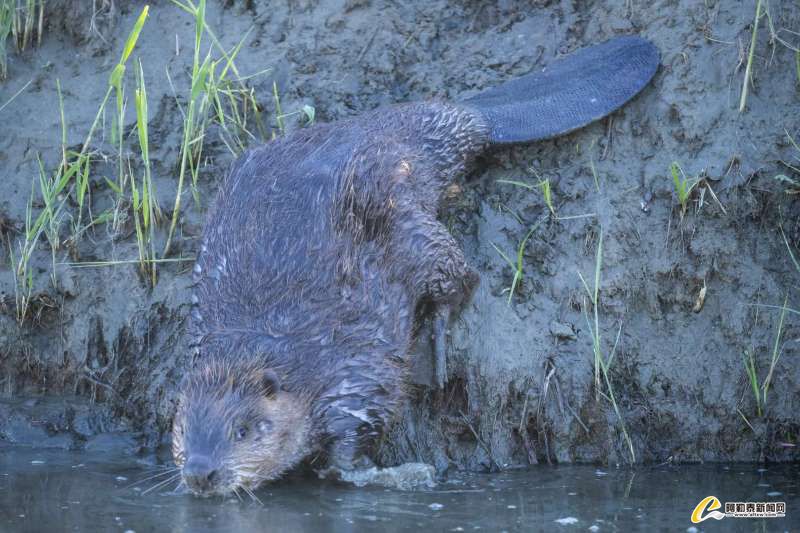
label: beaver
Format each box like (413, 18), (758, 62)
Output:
(171, 36), (659, 497)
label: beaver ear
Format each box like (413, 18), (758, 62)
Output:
(262, 369), (281, 397)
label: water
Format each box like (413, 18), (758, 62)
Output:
(0, 447), (797, 532)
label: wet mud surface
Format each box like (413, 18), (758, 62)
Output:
(0, 0), (799, 473)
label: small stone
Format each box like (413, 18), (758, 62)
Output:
(549, 321), (576, 340)
(57, 268), (79, 298)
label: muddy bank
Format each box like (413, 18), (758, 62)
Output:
(0, 0), (799, 470)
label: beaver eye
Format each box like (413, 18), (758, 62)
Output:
(235, 426), (248, 441)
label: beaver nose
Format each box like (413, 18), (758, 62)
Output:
(183, 456), (219, 493)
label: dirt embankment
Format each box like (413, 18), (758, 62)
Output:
(0, 1), (799, 469)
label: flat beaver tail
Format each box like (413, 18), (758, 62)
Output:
(462, 36), (660, 145)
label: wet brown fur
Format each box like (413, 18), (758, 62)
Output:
(173, 101), (490, 495)
(173, 357), (314, 492)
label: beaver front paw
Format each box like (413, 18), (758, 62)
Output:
(425, 263), (479, 307)
(319, 462), (437, 490)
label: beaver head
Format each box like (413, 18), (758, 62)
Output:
(172, 357), (312, 497)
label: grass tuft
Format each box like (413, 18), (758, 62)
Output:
(0, 0), (44, 80)
(742, 295), (788, 419)
(8, 5), (151, 323)
(110, 4), (150, 195)
(8, 180), (36, 324)
(133, 58), (159, 286)
(577, 229), (635, 464)
(498, 173), (555, 216)
(670, 162), (699, 217)
(11, 0), (43, 51)
(761, 295), (788, 410)
(491, 215), (547, 304)
(272, 83), (315, 134)
(163, 0), (269, 257)
(743, 349), (762, 418)
(0, 1), (12, 80)
(742, 224), (797, 421)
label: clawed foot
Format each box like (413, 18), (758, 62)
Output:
(318, 462), (437, 490)
(317, 453), (375, 481)
(430, 267), (479, 389)
(432, 307), (450, 389)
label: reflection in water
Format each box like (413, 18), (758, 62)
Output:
(0, 447), (797, 532)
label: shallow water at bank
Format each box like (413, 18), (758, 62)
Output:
(0, 447), (797, 532)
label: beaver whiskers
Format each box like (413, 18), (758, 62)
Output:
(172, 355), (313, 496)
(128, 465), (183, 496)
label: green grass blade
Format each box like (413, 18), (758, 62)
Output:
(743, 351), (762, 418)
(593, 229), (603, 304)
(761, 295), (788, 409)
(516, 226), (537, 272)
(497, 179), (536, 190)
(491, 242), (515, 270)
(120, 5), (149, 65)
(739, 0), (762, 113)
